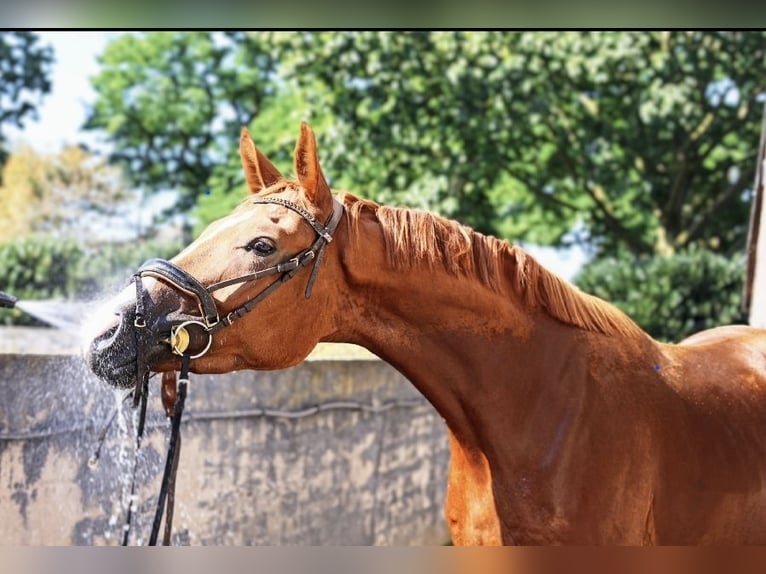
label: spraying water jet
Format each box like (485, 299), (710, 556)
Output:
(0, 288), (94, 331)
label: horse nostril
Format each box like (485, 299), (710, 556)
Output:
(83, 308), (141, 386)
(92, 322), (120, 353)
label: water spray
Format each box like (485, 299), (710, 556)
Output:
(0, 290), (90, 331)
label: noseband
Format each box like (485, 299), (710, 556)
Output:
(122, 196), (343, 545)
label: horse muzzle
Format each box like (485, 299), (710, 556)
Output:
(84, 305), (141, 389)
(83, 280), (205, 390)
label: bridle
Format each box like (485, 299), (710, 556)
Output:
(122, 195), (344, 545)
(136, 196), (344, 360)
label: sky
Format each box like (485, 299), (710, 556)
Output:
(4, 31), (588, 279)
(6, 31), (177, 241)
(6, 31), (115, 153)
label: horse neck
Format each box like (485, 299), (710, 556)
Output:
(326, 204), (650, 448)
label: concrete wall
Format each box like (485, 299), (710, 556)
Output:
(0, 335), (450, 545)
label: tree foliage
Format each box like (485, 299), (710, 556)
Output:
(0, 144), (133, 243)
(274, 31), (766, 257)
(86, 31), (766, 258)
(0, 32), (54, 169)
(0, 235), (183, 326)
(0, 237), (82, 326)
(84, 31), (279, 214)
(574, 248), (747, 342)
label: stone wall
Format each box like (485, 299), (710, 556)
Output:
(0, 334), (450, 545)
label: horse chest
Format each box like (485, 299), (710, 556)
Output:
(444, 464), (503, 545)
(444, 459), (573, 545)
(443, 432), (505, 545)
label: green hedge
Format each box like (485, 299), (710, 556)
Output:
(574, 248), (747, 343)
(0, 235), (182, 326)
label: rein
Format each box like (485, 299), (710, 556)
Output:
(121, 196), (344, 545)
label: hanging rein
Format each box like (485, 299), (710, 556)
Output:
(122, 196), (344, 545)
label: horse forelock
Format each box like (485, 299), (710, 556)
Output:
(340, 192), (643, 339)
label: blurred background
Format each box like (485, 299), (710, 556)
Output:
(1, 30), (764, 342)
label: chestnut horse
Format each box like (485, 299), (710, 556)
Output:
(86, 123), (766, 545)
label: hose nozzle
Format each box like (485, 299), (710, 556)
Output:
(0, 291), (17, 309)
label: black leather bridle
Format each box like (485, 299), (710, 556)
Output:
(121, 195), (344, 545)
(136, 196), (344, 362)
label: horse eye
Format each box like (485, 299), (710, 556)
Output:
(243, 238), (276, 256)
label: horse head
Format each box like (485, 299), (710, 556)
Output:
(85, 123), (344, 390)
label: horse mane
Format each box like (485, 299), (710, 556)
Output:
(340, 192), (643, 338)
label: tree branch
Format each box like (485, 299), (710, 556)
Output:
(538, 103), (650, 254)
(683, 175), (750, 246)
(509, 171), (581, 212)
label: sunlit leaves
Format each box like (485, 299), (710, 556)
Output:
(86, 31), (766, 259)
(0, 145), (131, 243)
(85, 31), (279, 213)
(0, 32), (53, 168)
(575, 247), (746, 341)
(273, 31), (765, 257)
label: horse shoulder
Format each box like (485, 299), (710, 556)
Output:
(645, 326), (766, 543)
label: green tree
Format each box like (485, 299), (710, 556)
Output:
(0, 32), (54, 169)
(0, 144), (134, 243)
(86, 31), (766, 257)
(574, 248), (747, 341)
(84, 31), (279, 214)
(0, 235), (184, 325)
(274, 31), (766, 257)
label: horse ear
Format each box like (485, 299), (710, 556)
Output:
(240, 127), (282, 194)
(293, 122), (332, 206)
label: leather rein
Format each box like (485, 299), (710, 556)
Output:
(122, 196), (344, 545)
